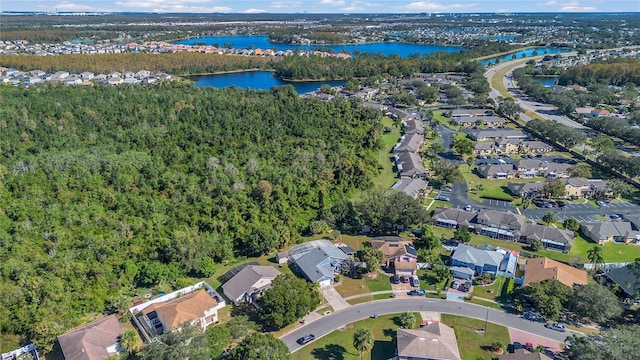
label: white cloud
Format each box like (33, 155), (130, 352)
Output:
(50, 1), (106, 11)
(561, 5), (596, 11)
(320, 0), (346, 6)
(540, 1), (559, 5)
(244, 8), (267, 13)
(406, 1), (477, 11)
(342, 6), (364, 11)
(271, 1), (303, 8)
(114, 0), (232, 12)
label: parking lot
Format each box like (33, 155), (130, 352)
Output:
(526, 201), (640, 223)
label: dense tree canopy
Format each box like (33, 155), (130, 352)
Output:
(258, 274), (321, 330)
(569, 283), (622, 323)
(227, 333), (290, 360)
(568, 325), (640, 360)
(0, 82), (382, 348)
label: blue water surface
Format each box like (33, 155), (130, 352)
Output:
(191, 71), (345, 93)
(480, 48), (570, 66)
(175, 35), (464, 57)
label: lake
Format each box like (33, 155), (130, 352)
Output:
(175, 35), (464, 58)
(480, 47), (570, 66)
(531, 76), (559, 87)
(191, 71), (345, 93)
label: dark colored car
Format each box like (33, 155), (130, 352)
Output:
(513, 342), (523, 351)
(297, 334), (315, 345)
(407, 289), (426, 296)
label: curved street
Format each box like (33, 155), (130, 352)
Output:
(282, 298), (569, 352)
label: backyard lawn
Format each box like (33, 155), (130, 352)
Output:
(373, 116), (401, 189)
(291, 313), (422, 360)
(472, 276), (507, 302)
(441, 314), (511, 360)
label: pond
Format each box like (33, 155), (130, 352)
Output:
(191, 71), (345, 93)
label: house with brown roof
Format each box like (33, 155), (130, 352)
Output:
(499, 349), (552, 360)
(129, 281), (225, 341)
(396, 322), (461, 360)
(57, 315), (124, 360)
(523, 258), (587, 288)
(371, 236), (418, 276)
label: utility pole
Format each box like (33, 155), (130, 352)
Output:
(484, 307), (489, 335)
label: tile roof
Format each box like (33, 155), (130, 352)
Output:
(142, 289), (218, 329)
(58, 315), (123, 360)
(397, 322), (461, 360)
(523, 257), (587, 288)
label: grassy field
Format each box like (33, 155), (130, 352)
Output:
(291, 313), (422, 360)
(472, 276), (507, 302)
(441, 314), (511, 360)
(373, 116), (401, 189)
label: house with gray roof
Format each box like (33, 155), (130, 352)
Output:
(395, 152), (427, 178)
(507, 182), (545, 197)
(450, 244), (507, 279)
(477, 164), (517, 179)
(580, 221), (640, 245)
(465, 129), (528, 141)
(393, 133), (424, 153)
(403, 118), (424, 135)
(221, 265), (282, 304)
(518, 223), (575, 252)
(397, 322), (461, 360)
(292, 244), (348, 287)
(450, 108), (493, 118)
(392, 178), (429, 199)
(604, 263), (640, 299)
(476, 209), (526, 241)
(431, 207), (477, 229)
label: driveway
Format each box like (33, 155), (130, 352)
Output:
(322, 286), (351, 312)
(509, 327), (564, 352)
(282, 298), (571, 352)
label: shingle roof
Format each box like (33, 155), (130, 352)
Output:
(499, 349), (553, 360)
(396, 152), (427, 177)
(519, 223), (575, 247)
(392, 178), (429, 198)
(394, 133), (424, 153)
(581, 221), (640, 240)
(221, 265), (281, 303)
(476, 209), (525, 229)
(397, 323), (461, 360)
(431, 207), (477, 227)
(294, 245), (347, 283)
(523, 258), (587, 288)
(451, 244), (503, 268)
(142, 289), (218, 329)
(371, 238), (417, 258)
(604, 263), (640, 297)
(58, 315), (124, 360)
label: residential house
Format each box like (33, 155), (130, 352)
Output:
(604, 263), (640, 299)
(450, 108), (492, 118)
(79, 71), (95, 80)
(449, 244), (508, 279)
(394, 133), (424, 153)
(396, 322), (462, 360)
(575, 107), (594, 117)
(371, 236), (418, 277)
(518, 223), (575, 252)
(465, 129), (528, 141)
(522, 257), (587, 288)
(403, 118), (425, 135)
(57, 315), (124, 360)
(477, 164), (518, 179)
(580, 221), (640, 245)
(392, 178), (430, 199)
(291, 241), (348, 287)
(396, 152), (428, 178)
(507, 182), (545, 197)
(474, 140), (552, 156)
(431, 207), (477, 229)
(591, 109), (611, 117)
(499, 349), (552, 360)
(221, 265), (281, 304)
(475, 209), (526, 240)
(130, 282), (225, 340)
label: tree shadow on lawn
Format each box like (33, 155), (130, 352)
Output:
(371, 339), (396, 360)
(311, 344), (348, 360)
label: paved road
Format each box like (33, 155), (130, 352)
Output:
(449, 181), (518, 212)
(485, 56), (584, 129)
(283, 298), (569, 352)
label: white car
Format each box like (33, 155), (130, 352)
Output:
(464, 205), (472, 211)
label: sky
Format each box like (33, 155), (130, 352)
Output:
(1, 1), (638, 14)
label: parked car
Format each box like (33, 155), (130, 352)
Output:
(407, 289), (426, 296)
(392, 275), (400, 284)
(525, 342), (534, 351)
(297, 334), (315, 345)
(610, 214), (621, 220)
(545, 323), (567, 332)
(435, 196), (450, 201)
(596, 200), (608, 207)
(464, 205), (472, 211)
(513, 342), (523, 352)
(461, 282), (471, 292)
(410, 276), (420, 288)
(451, 280), (461, 289)
(401, 276), (410, 283)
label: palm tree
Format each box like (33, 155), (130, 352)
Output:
(119, 328), (138, 353)
(353, 327), (374, 360)
(587, 245), (604, 271)
(521, 197), (531, 217)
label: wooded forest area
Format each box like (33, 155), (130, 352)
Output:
(0, 82), (384, 350)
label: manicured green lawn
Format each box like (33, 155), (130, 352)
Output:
(365, 274), (393, 292)
(373, 117), (401, 189)
(291, 313), (421, 360)
(472, 276), (507, 301)
(441, 314), (511, 360)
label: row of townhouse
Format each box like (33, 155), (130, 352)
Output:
(0, 67), (171, 87)
(508, 177), (610, 199)
(478, 159), (573, 179)
(432, 207), (575, 252)
(391, 113), (430, 199)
